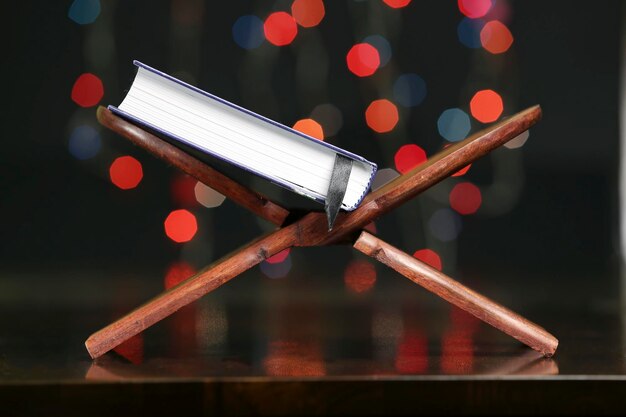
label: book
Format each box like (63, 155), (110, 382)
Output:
(110, 61), (378, 216)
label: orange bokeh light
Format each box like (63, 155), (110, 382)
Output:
(266, 248), (291, 264)
(413, 249), (442, 271)
(383, 0), (412, 8)
(470, 89), (503, 123)
(164, 209), (198, 243)
(346, 43), (380, 77)
(449, 182), (482, 215)
(291, 0), (325, 28)
(365, 99), (398, 133)
(292, 118), (324, 140)
(264, 12), (298, 46)
(109, 156), (143, 190)
(344, 259), (377, 294)
(394, 144), (426, 174)
(480, 20), (513, 54)
(164, 261), (197, 289)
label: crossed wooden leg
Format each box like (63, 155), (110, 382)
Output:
(86, 105), (558, 359)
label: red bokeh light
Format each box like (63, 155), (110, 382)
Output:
(394, 144), (427, 174)
(171, 174), (198, 206)
(396, 334), (428, 374)
(71, 73), (104, 107)
(264, 12), (298, 46)
(458, 0), (492, 18)
(383, 0), (412, 8)
(480, 20), (513, 54)
(266, 248), (291, 264)
(293, 118), (324, 140)
(112, 333), (144, 365)
(413, 249), (442, 271)
(109, 156), (143, 190)
(291, 0), (325, 28)
(164, 209), (198, 243)
(470, 89), (503, 123)
(346, 43), (380, 77)
(365, 99), (398, 133)
(344, 259), (377, 294)
(441, 331), (474, 374)
(449, 182), (482, 215)
(164, 261), (197, 289)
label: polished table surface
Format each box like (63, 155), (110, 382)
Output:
(1, 255), (624, 416)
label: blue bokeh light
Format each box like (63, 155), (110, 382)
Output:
(363, 35), (392, 67)
(68, 0), (101, 25)
(437, 108), (471, 142)
(69, 125), (101, 160)
(457, 17), (485, 49)
(232, 15), (265, 50)
(393, 74), (427, 107)
(428, 208), (463, 242)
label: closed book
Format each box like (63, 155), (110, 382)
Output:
(110, 61), (377, 211)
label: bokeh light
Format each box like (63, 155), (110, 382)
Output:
(396, 334), (428, 374)
(164, 261), (196, 290)
(441, 331), (474, 374)
(371, 167), (400, 191)
(457, 17), (485, 48)
(480, 20), (513, 54)
(71, 73), (104, 108)
(109, 156), (143, 190)
(393, 74), (427, 107)
(365, 99), (399, 133)
(171, 174), (198, 206)
(194, 182), (226, 208)
(504, 130), (530, 149)
(344, 259), (377, 294)
(264, 12), (298, 46)
(452, 164), (471, 177)
(266, 248), (291, 264)
(450, 182), (482, 215)
(363, 35), (392, 67)
(232, 15), (265, 49)
(346, 43), (380, 77)
(429, 208), (463, 242)
(68, 125), (101, 160)
(310, 103), (343, 137)
(164, 209), (198, 243)
(291, 0), (325, 28)
(413, 249), (442, 271)
(394, 144), (427, 174)
(470, 89), (503, 123)
(293, 118), (324, 140)
(437, 108), (471, 142)
(260, 254), (292, 278)
(68, 0), (101, 25)
(382, 0), (412, 9)
(457, 0), (492, 18)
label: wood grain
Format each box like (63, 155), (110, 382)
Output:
(85, 225), (300, 359)
(353, 231), (558, 357)
(97, 106), (289, 226)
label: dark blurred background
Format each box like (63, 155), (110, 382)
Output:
(1, 0), (623, 305)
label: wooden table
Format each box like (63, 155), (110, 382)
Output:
(0, 264), (622, 416)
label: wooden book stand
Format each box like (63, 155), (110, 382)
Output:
(86, 105), (558, 359)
